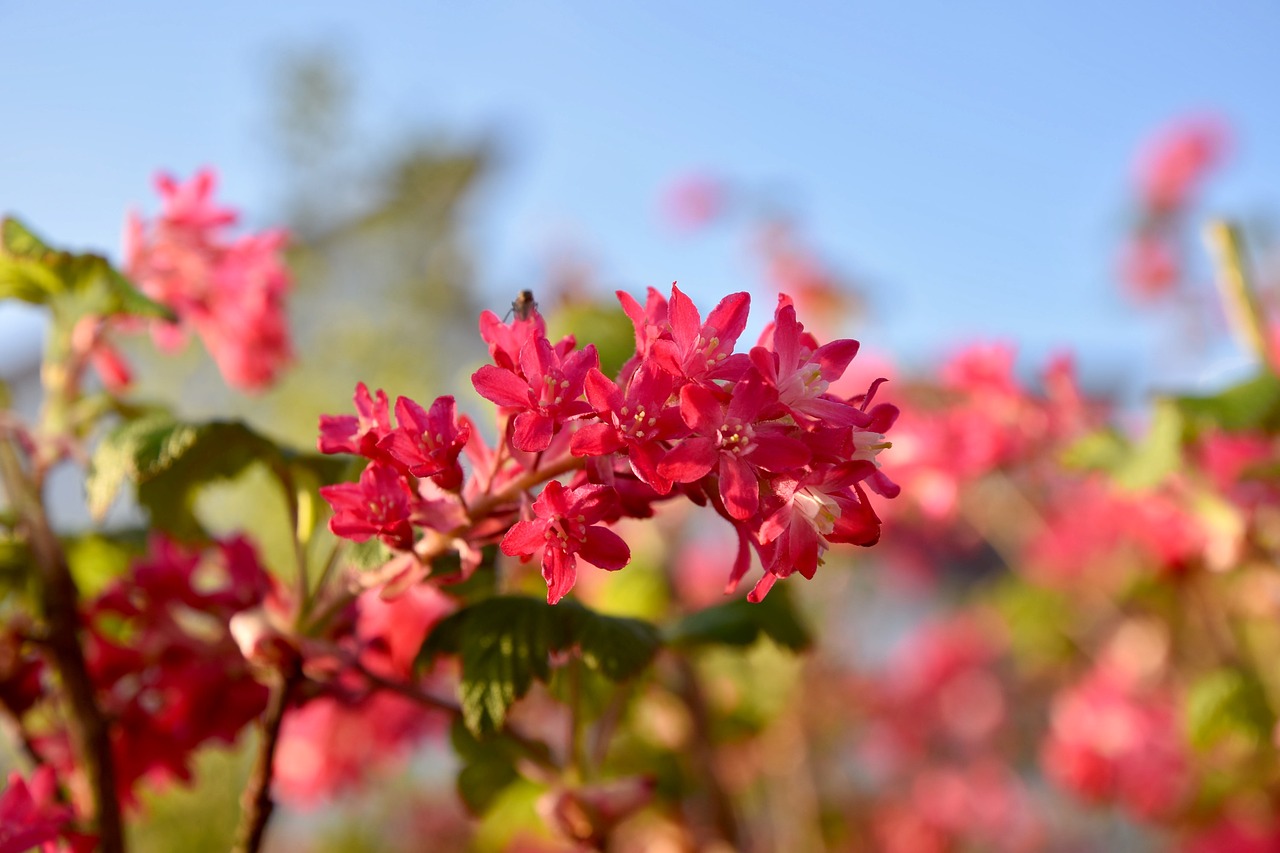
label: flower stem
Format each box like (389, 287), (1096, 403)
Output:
(0, 439), (124, 852)
(1205, 221), (1274, 371)
(232, 665), (300, 853)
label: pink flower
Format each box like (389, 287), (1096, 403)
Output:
(317, 382), (394, 458)
(659, 173), (725, 232)
(649, 284), (752, 385)
(570, 360), (686, 493)
(71, 317), (133, 394)
(274, 690), (444, 808)
(472, 334), (598, 452)
(1041, 663), (1189, 820)
(1119, 232), (1180, 300)
(378, 395), (471, 490)
(82, 536), (273, 807)
(752, 463), (882, 598)
(125, 168), (293, 392)
(319, 463), (416, 551)
(659, 376), (810, 520)
(750, 298), (864, 426)
(478, 305), (547, 373)
(500, 481), (631, 603)
(0, 767), (88, 853)
(1134, 115), (1229, 213)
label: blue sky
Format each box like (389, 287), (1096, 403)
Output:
(2, 2), (1278, 386)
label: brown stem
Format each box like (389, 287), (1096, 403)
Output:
(672, 656), (746, 851)
(466, 452), (586, 523)
(232, 666), (301, 853)
(0, 440), (123, 852)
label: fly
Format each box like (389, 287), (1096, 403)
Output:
(506, 289), (538, 322)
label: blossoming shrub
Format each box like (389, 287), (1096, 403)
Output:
(4, 124), (1280, 852)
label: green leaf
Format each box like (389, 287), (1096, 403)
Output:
(422, 596), (663, 734)
(450, 720), (522, 815)
(988, 577), (1074, 667)
(546, 301), (636, 379)
(65, 533), (137, 599)
(0, 216), (172, 319)
(1060, 429), (1128, 473)
(1185, 668), (1274, 751)
(559, 600), (662, 681)
(1112, 399), (1183, 490)
(2, 218), (53, 257)
(424, 597), (557, 734)
(1177, 371), (1280, 433)
(86, 415), (343, 539)
(663, 585), (811, 652)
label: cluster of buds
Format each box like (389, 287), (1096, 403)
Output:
(318, 284), (898, 603)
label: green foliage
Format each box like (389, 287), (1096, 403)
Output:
(421, 595), (661, 734)
(1185, 667), (1274, 751)
(663, 585), (812, 652)
(86, 414), (345, 539)
(449, 719), (530, 815)
(1176, 371), (1280, 433)
(989, 578), (1074, 668)
(0, 535), (32, 593)
(0, 217), (172, 320)
(1062, 400), (1183, 491)
(64, 533), (139, 599)
(547, 300), (636, 379)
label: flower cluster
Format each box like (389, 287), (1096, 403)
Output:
(318, 284), (898, 603)
(1041, 661), (1190, 820)
(0, 766), (93, 853)
(79, 536), (274, 806)
(122, 169), (293, 391)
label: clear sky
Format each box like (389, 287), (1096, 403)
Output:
(2, 2), (1278, 386)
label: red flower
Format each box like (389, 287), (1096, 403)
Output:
(472, 335), (598, 452)
(378, 395), (470, 490)
(753, 463), (882, 597)
(750, 298), (864, 425)
(318, 381), (394, 458)
(659, 376), (810, 520)
(319, 463), (416, 551)
(0, 767), (88, 853)
(649, 284), (752, 385)
(500, 481), (631, 603)
(571, 360), (687, 493)
(125, 168), (293, 392)
(1134, 115), (1229, 213)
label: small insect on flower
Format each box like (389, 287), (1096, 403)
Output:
(506, 289), (538, 322)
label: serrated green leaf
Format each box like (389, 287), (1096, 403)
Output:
(663, 585), (811, 652)
(1185, 668), (1274, 751)
(2, 218), (53, 257)
(0, 216), (172, 319)
(1177, 372), (1280, 432)
(422, 595), (663, 734)
(450, 720), (522, 815)
(559, 600), (661, 681)
(0, 254), (66, 303)
(428, 597), (557, 734)
(85, 414), (198, 519)
(86, 416), (340, 539)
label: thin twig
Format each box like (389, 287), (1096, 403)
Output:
(0, 439), (123, 852)
(232, 665), (301, 853)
